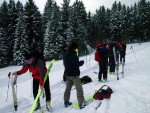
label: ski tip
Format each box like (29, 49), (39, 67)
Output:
(40, 109), (44, 113)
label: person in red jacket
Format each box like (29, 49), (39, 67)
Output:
(12, 52), (51, 111)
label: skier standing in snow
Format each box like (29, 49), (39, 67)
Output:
(108, 39), (122, 74)
(63, 42), (85, 109)
(120, 41), (126, 64)
(97, 39), (109, 82)
(12, 52), (51, 111)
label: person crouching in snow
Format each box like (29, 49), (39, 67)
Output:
(12, 52), (51, 111)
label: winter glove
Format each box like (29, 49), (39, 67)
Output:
(12, 71), (18, 85)
(40, 85), (44, 91)
(79, 60), (84, 66)
(12, 71), (17, 76)
(40, 85), (45, 97)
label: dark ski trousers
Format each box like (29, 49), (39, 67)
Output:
(109, 56), (116, 72)
(120, 53), (125, 63)
(33, 76), (51, 102)
(63, 70), (66, 82)
(98, 61), (108, 80)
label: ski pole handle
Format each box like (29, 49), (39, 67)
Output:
(8, 72), (11, 78)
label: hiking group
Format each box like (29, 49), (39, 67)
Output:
(11, 39), (126, 111)
(95, 39), (126, 82)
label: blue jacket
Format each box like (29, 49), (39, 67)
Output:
(64, 50), (84, 76)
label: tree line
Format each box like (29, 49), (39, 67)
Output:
(0, 0), (150, 67)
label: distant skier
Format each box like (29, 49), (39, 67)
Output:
(12, 52), (51, 111)
(63, 42), (85, 109)
(108, 40), (122, 74)
(120, 41), (126, 64)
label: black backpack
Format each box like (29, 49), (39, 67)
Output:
(80, 76), (92, 84)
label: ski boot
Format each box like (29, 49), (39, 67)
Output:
(79, 102), (86, 109)
(46, 101), (52, 112)
(64, 101), (72, 107)
(34, 101), (41, 111)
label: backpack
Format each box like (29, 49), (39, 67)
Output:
(94, 50), (101, 62)
(80, 76), (92, 84)
(93, 85), (113, 100)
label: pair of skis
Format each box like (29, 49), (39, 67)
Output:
(73, 95), (102, 110)
(7, 72), (18, 111)
(73, 95), (93, 108)
(113, 47), (125, 80)
(113, 47), (119, 80)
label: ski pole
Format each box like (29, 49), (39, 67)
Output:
(6, 72), (11, 102)
(130, 46), (139, 67)
(85, 51), (88, 68)
(95, 101), (102, 110)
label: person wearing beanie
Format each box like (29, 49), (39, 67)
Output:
(97, 43), (101, 48)
(12, 52), (51, 111)
(63, 42), (86, 109)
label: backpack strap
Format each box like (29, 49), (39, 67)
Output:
(98, 85), (107, 92)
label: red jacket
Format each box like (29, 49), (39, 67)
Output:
(17, 57), (47, 85)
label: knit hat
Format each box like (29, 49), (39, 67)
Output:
(24, 52), (32, 60)
(96, 43), (101, 47)
(102, 39), (106, 42)
(70, 42), (78, 50)
(63, 43), (68, 50)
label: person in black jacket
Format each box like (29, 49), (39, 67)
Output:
(97, 40), (109, 82)
(63, 42), (85, 109)
(108, 41), (122, 74)
(120, 41), (126, 64)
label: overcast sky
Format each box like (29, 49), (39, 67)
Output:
(0, 0), (149, 13)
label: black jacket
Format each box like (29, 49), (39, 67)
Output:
(97, 44), (108, 63)
(64, 50), (84, 76)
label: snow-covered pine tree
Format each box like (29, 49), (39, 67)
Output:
(70, 0), (87, 54)
(42, 0), (54, 40)
(110, 1), (120, 39)
(137, 0), (150, 42)
(7, 0), (18, 63)
(44, 2), (61, 60)
(129, 3), (140, 42)
(0, 1), (9, 66)
(0, 27), (9, 67)
(87, 11), (95, 47)
(94, 6), (109, 40)
(13, 14), (29, 65)
(24, 0), (43, 52)
(16, 0), (24, 15)
(119, 4), (129, 41)
(58, 0), (74, 47)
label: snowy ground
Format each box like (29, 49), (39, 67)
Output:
(0, 42), (150, 113)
